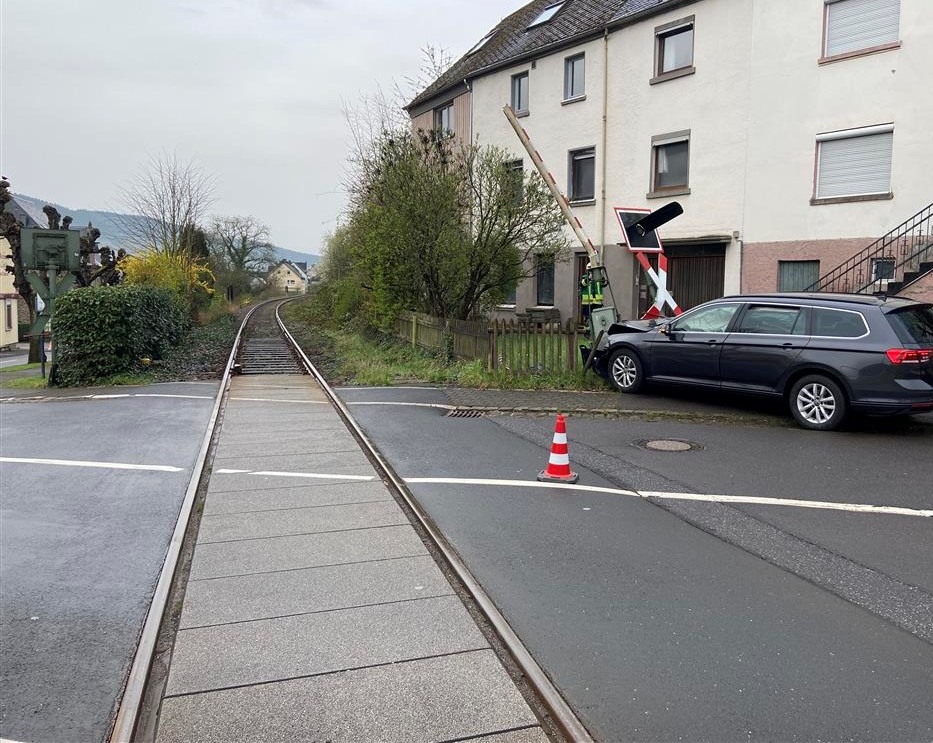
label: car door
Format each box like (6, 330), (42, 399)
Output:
(719, 303), (810, 393)
(648, 302), (742, 385)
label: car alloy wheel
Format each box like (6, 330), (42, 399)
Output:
(790, 374), (847, 431)
(609, 348), (643, 393)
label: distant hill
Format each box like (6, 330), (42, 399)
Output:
(10, 193), (320, 266)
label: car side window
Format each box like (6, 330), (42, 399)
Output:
(811, 308), (868, 337)
(673, 303), (740, 333)
(736, 305), (806, 335)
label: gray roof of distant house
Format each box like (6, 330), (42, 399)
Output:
(407, 0), (692, 113)
(5, 193), (49, 229)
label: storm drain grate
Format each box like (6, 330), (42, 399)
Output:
(446, 409), (487, 418)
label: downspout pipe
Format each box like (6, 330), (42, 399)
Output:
(599, 27), (609, 264)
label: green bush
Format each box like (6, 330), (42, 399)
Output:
(54, 285), (187, 386)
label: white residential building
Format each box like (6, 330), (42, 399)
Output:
(407, 0), (933, 322)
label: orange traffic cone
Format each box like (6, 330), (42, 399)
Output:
(538, 413), (579, 484)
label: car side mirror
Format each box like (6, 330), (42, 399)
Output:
(658, 323), (671, 335)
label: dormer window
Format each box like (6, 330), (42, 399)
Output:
(527, 2), (564, 29)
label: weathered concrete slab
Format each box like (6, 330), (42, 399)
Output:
(224, 400), (340, 423)
(189, 525), (427, 580)
(213, 428), (355, 449)
(206, 468), (375, 494)
(212, 449), (373, 472)
(218, 418), (348, 436)
(165, 596), (489, 695)
(180, 555), (453, 628)
(471, 728), (552, 743)
(213, 434), (360, 459)
(197, 501), (408, 543)
(203, 480), (392, 516)
(158, 650), (540, 743)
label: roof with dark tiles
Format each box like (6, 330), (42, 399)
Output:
(407, 0), (691, 112)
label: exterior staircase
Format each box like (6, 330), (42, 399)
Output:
(806, 202), (933, 298)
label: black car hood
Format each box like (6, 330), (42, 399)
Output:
(609, 319), (665, 334)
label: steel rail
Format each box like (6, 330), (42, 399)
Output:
(109, 298), (285, 743)
(274, 301), (596, 743)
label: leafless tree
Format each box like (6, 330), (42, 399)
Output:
(119, 152), (215, 256)
(208, 215), (276, 275)
(342, 45), (455, 212)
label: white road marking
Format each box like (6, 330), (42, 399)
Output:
(90, 393), (213, 400)
(404, 477), (933, 519)
(1, 392), (214, 402)
(0, 457), (183, 473)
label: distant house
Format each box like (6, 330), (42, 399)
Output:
(1, 245), (19, 348)
(2, 193), (49, 345)
(268, 260), (309, 294)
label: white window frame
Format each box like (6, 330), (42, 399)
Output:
(822, 0), (900, 62)
(568, 147), (596, 203)
(511, 72), (529, 115)
(813, 123), (894, 202)
(434, 103), (453, 133)
(468, 32), (495, 56)
(527, 2), (564, 29)
(563, 53), (585, 102)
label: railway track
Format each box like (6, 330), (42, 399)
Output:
(234, 299), (305, 375)
(112, 297), (591, 743)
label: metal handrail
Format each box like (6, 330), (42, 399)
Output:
(806, 202), (933, 293)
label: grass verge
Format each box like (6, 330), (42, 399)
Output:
(281, 297), (608, 391)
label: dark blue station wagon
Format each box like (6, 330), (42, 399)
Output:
(593, 293), (933, 430)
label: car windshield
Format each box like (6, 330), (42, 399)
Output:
(887, 305), (933, 344)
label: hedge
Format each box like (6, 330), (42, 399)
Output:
(54, 285), (187, 386)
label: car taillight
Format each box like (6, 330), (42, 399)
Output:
(886, 348), (933, 364)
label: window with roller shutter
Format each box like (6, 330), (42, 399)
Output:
(813, 124), (893, 203)
(822, 0), (900, 61)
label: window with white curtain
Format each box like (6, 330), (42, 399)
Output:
(823, 0), (900, 58)
(815, 124), (893, 200)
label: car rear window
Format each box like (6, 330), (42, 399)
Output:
(811, 308), (867, 337)
(887, 305), (933, 345)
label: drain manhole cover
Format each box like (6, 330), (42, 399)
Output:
(635, 439), (700, 452)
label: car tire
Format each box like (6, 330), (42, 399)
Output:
(608, 348), (644, 393)
(789, 374), (847, 431)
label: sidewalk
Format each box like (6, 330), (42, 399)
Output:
(155, 374), (550, 742)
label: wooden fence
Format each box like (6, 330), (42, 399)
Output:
(394, 311), (585, 373)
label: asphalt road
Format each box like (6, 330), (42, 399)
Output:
(337, 385), (933, 743)
(0, 382), (218, 743)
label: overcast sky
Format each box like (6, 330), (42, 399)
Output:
(1, 0), (508, 255)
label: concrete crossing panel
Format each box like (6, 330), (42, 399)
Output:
(189, 525), (428, 579)
(164, 596), (489, 695)
(158, 650), (541, 743)
(202, 480), (392, 516)
(213, 434), (361, 459)
(212, 449), (373, 472)
(206, 468), (374, 493)
(197, 501), (408, 542)
(180, 555), (453, 627)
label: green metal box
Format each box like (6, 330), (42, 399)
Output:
(20, 229), (81, 271)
